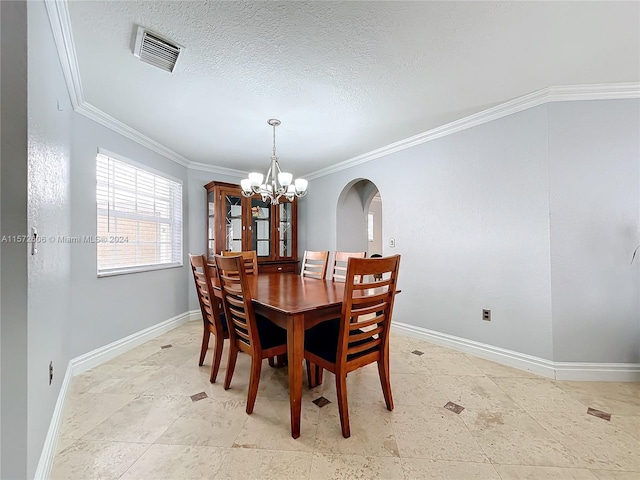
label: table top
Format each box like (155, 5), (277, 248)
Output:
(212, 271), (399, 317)
(250, 273), (344, 315)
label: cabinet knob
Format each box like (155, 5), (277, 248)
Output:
(277, 267), (282, 271)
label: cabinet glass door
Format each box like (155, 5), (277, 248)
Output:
(225, 193), (243, 252)
(207, 191), (215, 258)
(279, 202), (293, 258)
(251, 197), (271, 258)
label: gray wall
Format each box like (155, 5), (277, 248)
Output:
(307, 105), (554, 360)
(304, 99), (639, 363)
(336, 183), (368, 253)
(26, 1), (73, 477)
(1, 2), (29, 478)
(549, 100), (640, 363)
(68, 115), (190, 357)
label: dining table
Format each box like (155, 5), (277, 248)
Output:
(213, 272), (346, 439)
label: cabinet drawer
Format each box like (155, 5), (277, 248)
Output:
(259, 263), (298, 274)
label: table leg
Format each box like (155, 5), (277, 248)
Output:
(287, 313), (304, 439)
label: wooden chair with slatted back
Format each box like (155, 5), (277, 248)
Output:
(221, 250), (285, 367)
(214, 254), (288, 414)
(304, 254), (401, 437)
(189, 254), (229, 383)
(304, 251), (367, 387)
(300, 250), (330, 280)
(330, 251), (366, 282)
(222, 250), (258, 275)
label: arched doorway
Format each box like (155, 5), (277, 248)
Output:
(336, 179), (382, 256)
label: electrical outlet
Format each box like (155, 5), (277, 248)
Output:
(49, 361), (53, 385)
(389, 238), (396, 248)
(482, 309), (491, 321)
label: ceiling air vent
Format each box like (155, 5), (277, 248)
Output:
(133, 26), (183, 73)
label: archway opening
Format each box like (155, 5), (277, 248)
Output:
(335, 179), (382, 256)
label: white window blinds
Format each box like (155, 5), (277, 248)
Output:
(96, 152), (183, 276)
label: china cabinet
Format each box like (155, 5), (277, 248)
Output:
(205, 181), (298, 273)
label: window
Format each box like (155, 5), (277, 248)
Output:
(96, 150), (183, 276)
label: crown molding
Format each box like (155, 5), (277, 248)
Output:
(45, 0), (83, 109)
(187, 161), (247, 177)
(46, 0), (252, 175)
(77, 102), (192, 167)
(305, 82), (640, 180)
(45, 0), (192, 168)
(46, 1), (639, 178)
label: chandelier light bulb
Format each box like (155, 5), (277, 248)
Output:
(248, 172), (263, 187)
(278, 172), (293, 187)
(294, 178), (308, 195)
(240, 178), (252, 193)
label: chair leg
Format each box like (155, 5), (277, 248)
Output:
(335, 373), (350, 438)
(377, 356), (394, 411)
(306, 360), (316, 388)
(246, 356), (262, 414)
(224, 344), (239, 390)
(209, 334), (225, 383)
(276, 354), (287, 367)
(268, 357), (276, 367)
(199, 329), (210, 366)
(315, 366), (323, 386)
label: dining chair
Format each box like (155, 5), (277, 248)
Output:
(330, 251), (366, 282)
(303, 254), (401, 437)
(300, 250), (330, 280)
(222, 250), (258, 275)
(214, 254), (288, 414)
(221, 250), (285, 367)
(189, 254), (228, 383)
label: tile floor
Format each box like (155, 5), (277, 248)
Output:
(51, 320), (640, 479)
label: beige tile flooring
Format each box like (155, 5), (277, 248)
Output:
(51, 320), (640, 479)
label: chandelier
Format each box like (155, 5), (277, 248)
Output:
(241, 119), (308, 204)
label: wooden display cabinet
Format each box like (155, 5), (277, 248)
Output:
(205, 181), (298, 273)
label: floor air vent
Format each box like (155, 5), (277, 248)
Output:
(133, 26), (183, 73)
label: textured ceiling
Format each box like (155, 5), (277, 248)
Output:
(67, 1), (639, 176)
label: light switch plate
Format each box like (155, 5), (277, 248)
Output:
(389, 238), (396, 248)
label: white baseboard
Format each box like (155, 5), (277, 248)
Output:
(33, 361), (73, 480)
(553, 363), (640, 382)
(392, 321), (640, 382)
(71, 310), (196, 376)
(34, 309), (200, 479)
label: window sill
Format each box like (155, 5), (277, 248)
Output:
(97, 262), (183, 278)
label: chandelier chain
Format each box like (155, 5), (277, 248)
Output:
(272, 123), (277, 158)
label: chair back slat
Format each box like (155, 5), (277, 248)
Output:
(348, 337), (382, 356)
(331, 251), (366, 282)
(348, 314), (384, 331)
(189, 254), (224, 334)
(214, 254), (260, 351)
(301, 250), (330, 280)
(222, 250), (258, 275)
(336, 255), (401, 368)
(348, 325), (384, 343)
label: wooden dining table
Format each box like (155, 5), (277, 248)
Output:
(214, 272), (346, 439)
